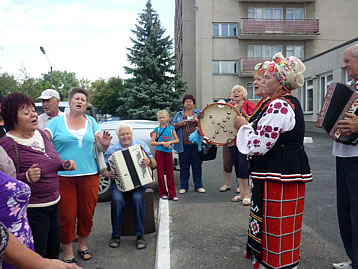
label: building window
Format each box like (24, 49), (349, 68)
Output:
(286, 45), (304, 58)
(302, 79), (313, 112)
(248, 45), (282, 58)
(320, 73), (333, 108)
(213, 23), (237, 37)
(246, 82), (261, 101)
(286, 8), (304, 20)
(248, 8), (282, 19)
(213, 61), (238, 75)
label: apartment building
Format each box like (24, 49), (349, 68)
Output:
(175, 0), (358, 109)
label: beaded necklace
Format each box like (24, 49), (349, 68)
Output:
(247, 97), (269, 122)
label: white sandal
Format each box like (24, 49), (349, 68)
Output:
(219, 185), (231, 192)
(242, 198), (251, 206)
(231, 195), (243, 202)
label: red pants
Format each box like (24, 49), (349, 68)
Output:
(58, 174), (99, 244)
(155, 150), (177, 198)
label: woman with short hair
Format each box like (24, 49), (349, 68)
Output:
(0, 92), (76, 264)
(172, 94), (205, 194)
(45, 87), (112, 264)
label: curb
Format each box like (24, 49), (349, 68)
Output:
(155, 198), (171, 269)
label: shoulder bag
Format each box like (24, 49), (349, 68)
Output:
(86, 116), (107, 174)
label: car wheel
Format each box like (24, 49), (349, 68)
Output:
(98, 176), (112, 202)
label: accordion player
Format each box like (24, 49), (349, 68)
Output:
(316, 82), (358, 145)
(108, 144), (154, 192)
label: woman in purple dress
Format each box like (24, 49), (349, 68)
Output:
(0, 170), (33, 269)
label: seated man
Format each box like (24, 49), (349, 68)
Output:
(103, 123), (156, 250)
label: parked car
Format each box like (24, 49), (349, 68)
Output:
(35, 101), (97, 120)
(97, 120), (179, 202)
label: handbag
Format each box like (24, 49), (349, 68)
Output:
(200, 141), (217, 161)
(86, 116), (107, 173)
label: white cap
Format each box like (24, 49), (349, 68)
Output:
(37, 89), (60, 100)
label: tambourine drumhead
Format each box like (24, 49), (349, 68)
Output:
(198, 103), (239, 146)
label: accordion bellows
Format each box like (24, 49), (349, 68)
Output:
(316, 82), (358, 145)
(108, 144), (154, 192)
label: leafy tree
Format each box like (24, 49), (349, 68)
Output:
(0, 71), (17, 96)
(91, 77), (124, 116)
(16, 65), (43, 100)
(117, 0), (186, 120)
(41, 70), (79, 100)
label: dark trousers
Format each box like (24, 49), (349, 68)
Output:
(111, 183), (146, 238)
(27, 202), (60, 259)
(228, 146), (249, 179)
(336, 156), (358, 269)
(178, 144), (203, 190)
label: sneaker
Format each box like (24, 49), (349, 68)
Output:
(136, 236), (146, 250)
(219, 185), (231, 192)
(171, 196), (179, 201)
(179, 189), (187, 194)
(196, 188), (206, 193)
(160, 195), (169, 199)
(109, 237), (120, 248)
(236, 187), (241, 193)
(332, 261), (352, 269)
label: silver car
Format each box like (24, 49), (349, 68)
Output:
(98, 120), (179, 202)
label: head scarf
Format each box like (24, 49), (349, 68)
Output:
(254, 61), (271, 75)
(266, 52), (306, 91)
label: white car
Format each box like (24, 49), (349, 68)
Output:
(98, 120), (179, 202)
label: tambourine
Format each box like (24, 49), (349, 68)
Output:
(198, 103), (240, 146)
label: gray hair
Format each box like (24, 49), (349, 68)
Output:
(344, 44), (358, 58)
(68, 87), (89, 103)
(116, 122), (133, 136)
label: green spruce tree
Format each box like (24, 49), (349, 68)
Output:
(117, 0), (186, 120)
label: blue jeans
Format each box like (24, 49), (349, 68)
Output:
(179, 144), (203, 190)
(111, 182), (146, 238)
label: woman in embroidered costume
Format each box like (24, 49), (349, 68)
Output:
(234, 53), (312, 269)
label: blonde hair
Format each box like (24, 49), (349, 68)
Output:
(231, 85), (248, 101)
(157, 110), (169, 118)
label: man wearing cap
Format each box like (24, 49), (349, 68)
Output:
(37, 89), (64, 130)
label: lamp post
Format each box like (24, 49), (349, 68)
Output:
(40, 46), (54, 88)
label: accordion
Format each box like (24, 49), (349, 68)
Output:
(316, 82), (358, 145)
(108, 144), (154, 192)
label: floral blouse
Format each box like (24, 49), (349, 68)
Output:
(0, 171), (34, 254)
(0, 222), (9, 263)
(237, 98), (295, 156)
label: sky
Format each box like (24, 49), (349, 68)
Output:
(0, 0), (175, 82)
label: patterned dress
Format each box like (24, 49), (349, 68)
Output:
(237, 95), (312, 269)
(0, 171), (34, 269)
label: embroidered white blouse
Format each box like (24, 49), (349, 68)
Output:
(237, 98), (296, 156)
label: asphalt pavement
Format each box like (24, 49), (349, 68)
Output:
(67, 131), (349, 269)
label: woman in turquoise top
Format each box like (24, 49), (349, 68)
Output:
(45, 87), (112, 264)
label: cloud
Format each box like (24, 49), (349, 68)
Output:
(0, 0), (174, 82)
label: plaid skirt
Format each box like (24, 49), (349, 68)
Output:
(247, 180), (306, 269)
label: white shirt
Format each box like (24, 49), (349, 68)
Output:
(38, 110), (64, 130)
(332, 80), (358, 157)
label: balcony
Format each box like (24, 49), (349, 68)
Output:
(238, 57), (304, 77)
(239, 18), (319, 40)
(238, 58), (271, 77)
